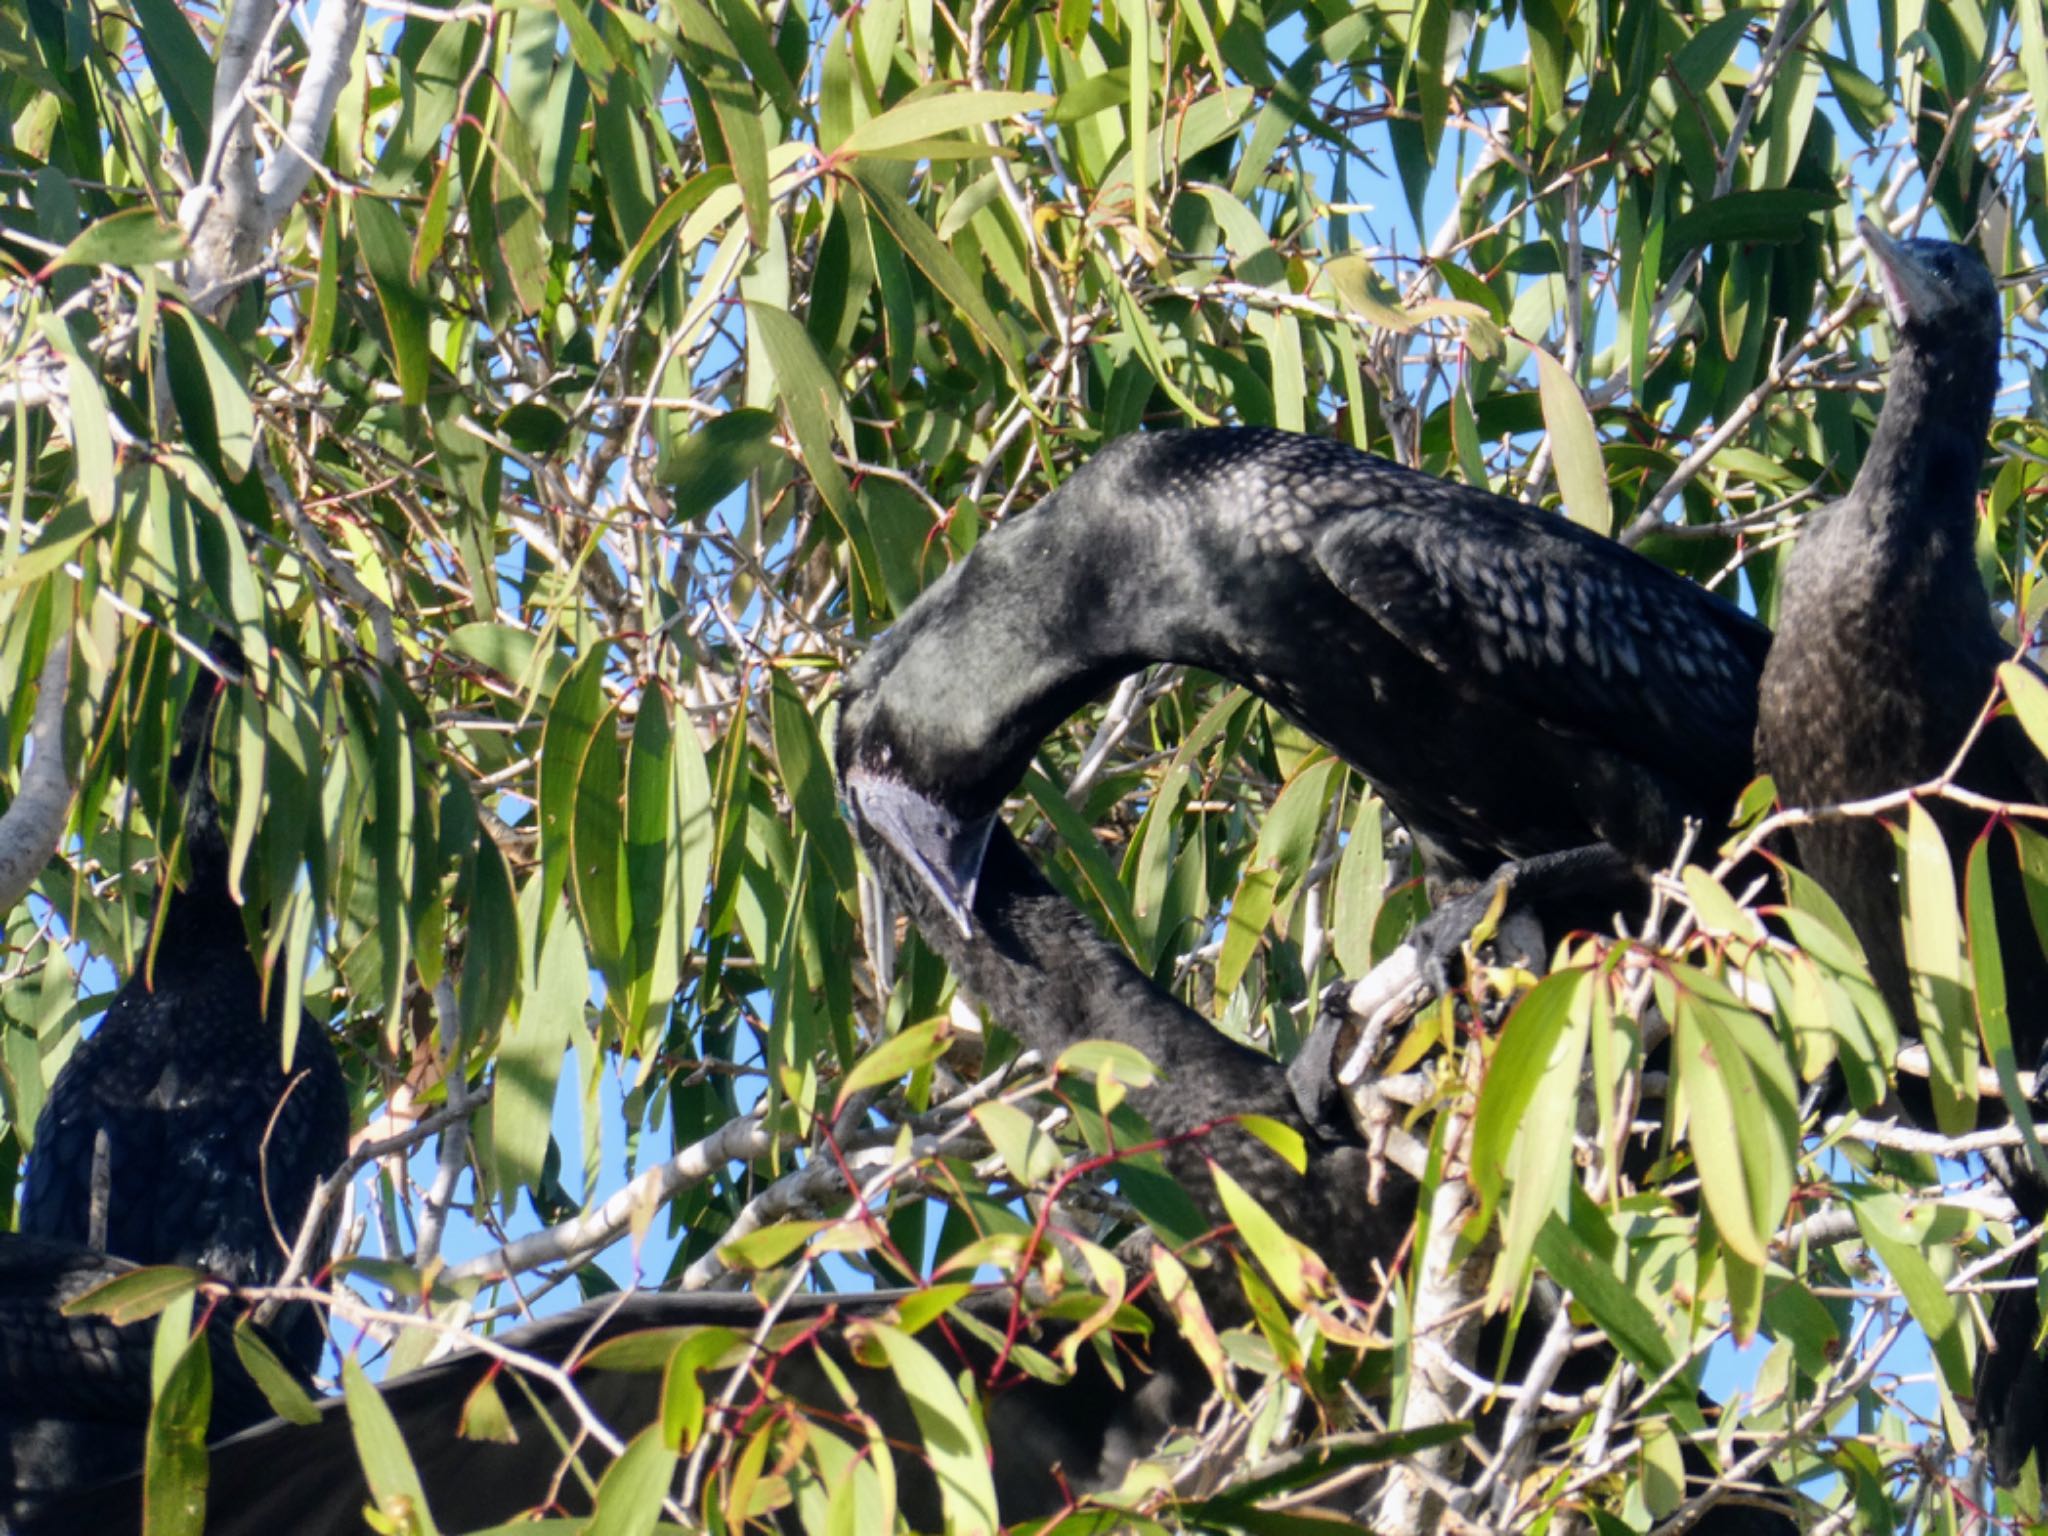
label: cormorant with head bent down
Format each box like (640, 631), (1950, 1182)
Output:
(840, 588), (1798, 1533)
(837, 425), (1771, 992)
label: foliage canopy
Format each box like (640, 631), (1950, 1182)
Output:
(6, 0), (2048, 1528)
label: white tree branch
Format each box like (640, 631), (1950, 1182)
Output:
(0, 633), (75, 918)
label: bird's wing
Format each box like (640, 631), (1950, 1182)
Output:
(1312, 493), (1770, 786)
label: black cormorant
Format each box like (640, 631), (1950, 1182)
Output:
(8, 636), (348, 1500)
(841, 649), (1797, 1533)
(838, 426), (1770, 982)
(1756, 219), (2029, 1072)
(23, 1272), (1209, 1534)
(1752, 220), (2045, 1483)
(0, 1233), (312, 1526)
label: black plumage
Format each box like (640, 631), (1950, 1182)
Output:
(838, 426), (1771, 979)
(0, 1233), (314, 1526)
(1751, 222), (2046, 1482)
(1756, 219), (2030, 1076)
(27, 1279), (1210, 1534)
(841, 635), (1797, 1534)
(864, 817), (1409, 1306)
(7, 638), (348, 1503)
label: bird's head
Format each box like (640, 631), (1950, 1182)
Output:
(835, 654), (995, 941)
(1858, 216), (2001, 351)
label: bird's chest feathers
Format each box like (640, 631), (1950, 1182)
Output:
(1768, 522), (1991, 795)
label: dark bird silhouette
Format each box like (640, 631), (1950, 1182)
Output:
(859, 814), (1410, 1311)
(7, 636), (348, 1505)
(0, 1233), (315, 1526)
(1757, 219), (2029, 1080)
(24, 1269), (1211, 1535)
(841, 661), (1797, 1533)
(1751, 221), (2046, 1482)
(838, 426), (1771, 987)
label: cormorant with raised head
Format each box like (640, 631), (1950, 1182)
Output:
(1751, 221), (2045, 1482)
(839, 426), (1770, 985)
(6, 634), (349, 1506)
(1757, 220), (2029, 1070)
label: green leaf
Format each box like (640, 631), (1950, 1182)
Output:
(1533, 347), (1609, 533)
(496, 399), (571, 454)
(1966, 831), (2048, 1178)
(660, 1328), (743, 1450)
(343, 1354), (441, 1535)
(354, 197), (432, 406)
(1216, 865), (1278, 999)
(672, 703), (714, 969)
(50, 207), (186, 271)
(539, 645), (610, 931)
(1022, 770), (1144, 956)
(457, 1376), (517, 1443)
(1331, 790), (1387, 975)
(366, 675), (414, 1028)
(1672, 983), (1797, 1269)
(167, 304), (257, 479)
(746, 303), (873, 585)
(1487, 969), (1592, 1296)
(458, 829), (520, 1048)
(768, 671), (855, 893)
(717, 1219), (828, 1271)
(63, 1264), (202, 1324)
(1236, 1114), (1308, 1174)
(1681, 863), (1763, 939)
(1846, 1190), (1969, 1395)
(129, 0), (214, 157)
(847, 163), (1025, 393)
(495, 873), (586, 1208)
(582, 1424), (680, 1535)
(620, 695), (676, 1036)
(1212, 1162), (1313, 1308)
(862, 1322), (1000, 1536)
(837, 1016), (951, 1108)
(1664, 189), (1839, 255)
(2000, 661), (2048, 763)
(446, 621), (568, 702)
(973, 1099), (1064, 1185)
(1055, 1039), (1159, 1094)
(2022, 0), (2048, 171)
(672, 0), (770, 247)
(1532, 1215), (1678, 1391)
(658, 408), (780, 520)
(1469, 970), (1585, 1233)
(839, 89), (1051, 156)
(142, 1320), (213, 1536)
(571, 699), (629, 1005)
(1902, 799), (1976, 1134)
(233, 1321), (324, 1425)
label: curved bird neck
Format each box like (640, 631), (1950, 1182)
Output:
(863, 824), (1274, 1138)
(844, 482), (1185, 815)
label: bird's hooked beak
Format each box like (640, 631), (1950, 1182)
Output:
(1859, 215), (1942, 331)
(844, 771), (994, 939)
